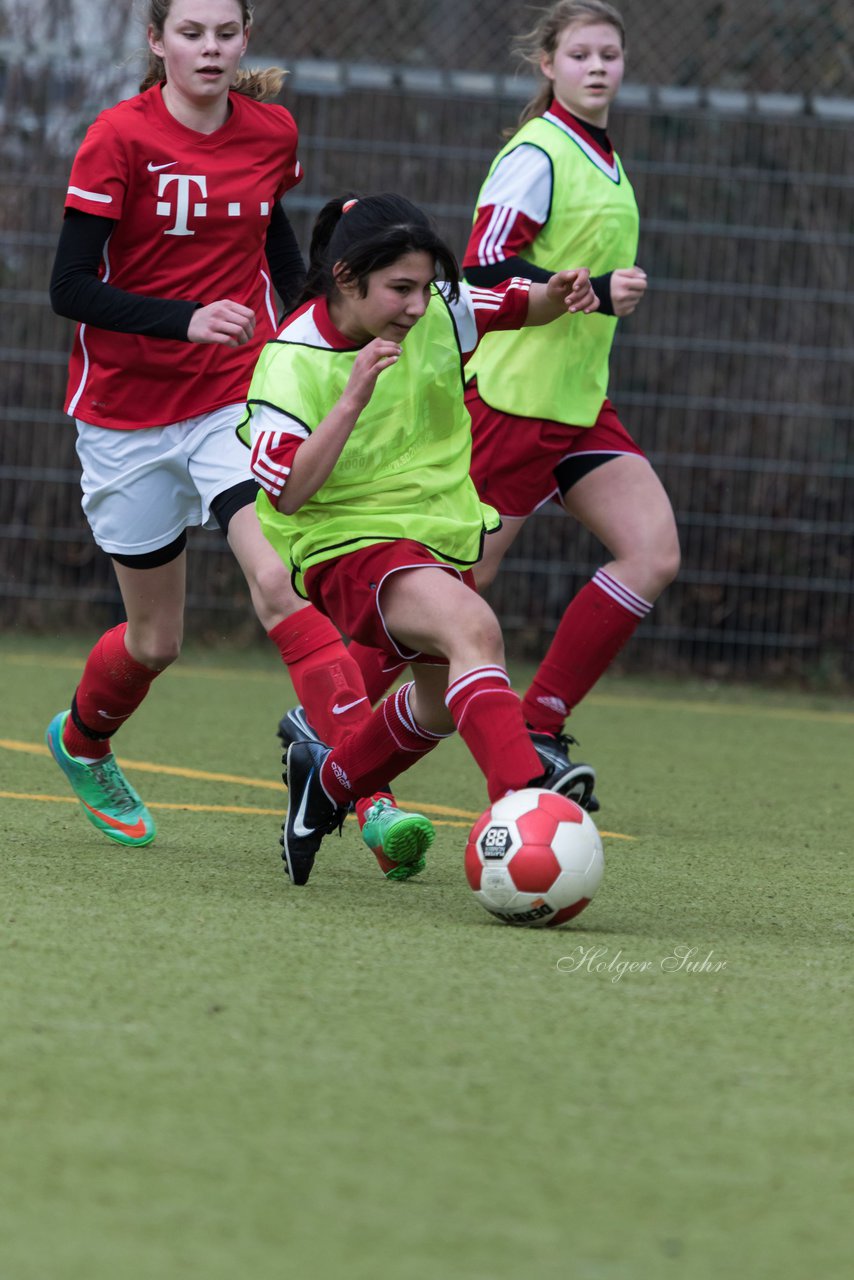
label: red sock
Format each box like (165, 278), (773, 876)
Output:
(354, 791), (395, 828)
(319, 682), (446, 805)
(268, 606), (371, 746)
(522, 570), (652, 735)
(63, 623), (161, 760)
(445, 666), (543, 802)
(347, 639), (406, 704)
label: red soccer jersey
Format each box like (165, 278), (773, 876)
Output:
(63, 84), (303, 429)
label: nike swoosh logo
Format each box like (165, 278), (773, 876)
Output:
(81, 801), (148, 839)
(292, 768), (317, 838)
(332, 697), (368, 716)
(97, 710), (131, 720)
(147, 161), (177, 172)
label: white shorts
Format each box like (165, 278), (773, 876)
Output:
(75, 403), (253, 556)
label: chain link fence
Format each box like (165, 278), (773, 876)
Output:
(4, 1), (854, 93)
(1, 1), (852, 684)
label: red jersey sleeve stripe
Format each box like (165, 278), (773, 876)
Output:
(463, 206), (545, 270)
(250, 431), (299, 498)
(480, 204), (513, 265)
(467, 278), (531, 340)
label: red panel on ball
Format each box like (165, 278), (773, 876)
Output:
(546, 897), (591, 926)
(468, 810), (492, 844)
(509, 845), (562, 892)
(537, 790), (584, 824)
(516, 806), (559, 848)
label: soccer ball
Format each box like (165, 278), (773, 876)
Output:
(465, 788), (604, 927)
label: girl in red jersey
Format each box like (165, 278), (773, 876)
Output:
(241, 192), (598, 885)
(44, 0), (403, 860)
(460, 0), (681, 808)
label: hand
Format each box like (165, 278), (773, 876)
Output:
(610, 266), (648, 317)
(546, 267), (600, 315)
(342, 338), (402, 412)
(188, 300), (256, 347)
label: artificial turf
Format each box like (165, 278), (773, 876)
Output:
(1, 634), (851, 1279)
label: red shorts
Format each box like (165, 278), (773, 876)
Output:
(466, 381), (647, 519)
(303, 539), (477, 665)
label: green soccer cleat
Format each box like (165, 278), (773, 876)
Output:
(45, 711), (155, 846)
(360, 797), (435, 881)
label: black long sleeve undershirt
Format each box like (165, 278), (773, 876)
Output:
(49, 204), (307, 338)
(262, 202), (307, 313)
(464, 256), (615, 316)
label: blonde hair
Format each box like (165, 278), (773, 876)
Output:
(511, 1), (626, 136)
(139, 0), (287, 102)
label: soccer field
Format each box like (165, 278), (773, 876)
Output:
(1, 635), (851, 1280)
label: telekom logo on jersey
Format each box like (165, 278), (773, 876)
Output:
(155, 172), (209, 237)
(153, 172), (270, 237)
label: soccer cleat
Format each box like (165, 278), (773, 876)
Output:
(529, 730), (598, 812)
(281, 741), (348, 885)
(582, 791), (600, 815)
(277, 705), (321, 753)
(360, 797), (435, 881)
(45, 710), (155, 846)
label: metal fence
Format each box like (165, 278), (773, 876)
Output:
(1, 1), (852, 684)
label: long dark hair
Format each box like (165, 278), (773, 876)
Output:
(301, 194), (461, 306)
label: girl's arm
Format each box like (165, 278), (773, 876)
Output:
(265, 203), (307, 315)
(466, 257), (615, 317)
(275, 339), (401, 515)
(470, 261), (647, 318)
(449, 274), (596, 354)
(50, 209), (255, 347)
(609, 266), (648, 317)
(525, 269), (599, 324)
(50, 210), (198, 338)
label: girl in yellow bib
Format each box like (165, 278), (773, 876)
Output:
(463, 1), (681, 805)
(242, 192), (598, 885)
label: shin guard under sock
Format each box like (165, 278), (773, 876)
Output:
(346, 639), (406, 705)
(522, 570), (652, 735)
(320, 682), (445, 805)
(446, 665), (543, 802)
(268, 606), (371, 746)
(63, 623), (161, 760)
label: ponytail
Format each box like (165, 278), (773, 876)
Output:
(301, 196), (356, 304)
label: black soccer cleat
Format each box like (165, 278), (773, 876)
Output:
(281, 741), (348, 885)
(529, 730), (598, 812)
(583, 791), (600, 814)
(277, 705), (322, 753)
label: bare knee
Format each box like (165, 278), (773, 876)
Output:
(246, 560), (302, 627)
(613, 532), (681, 603)
(125, 625), (182, 672)
(450, 601), (505, 668)
(646, 537), (681, 598)
(660, 541), (681, 590)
